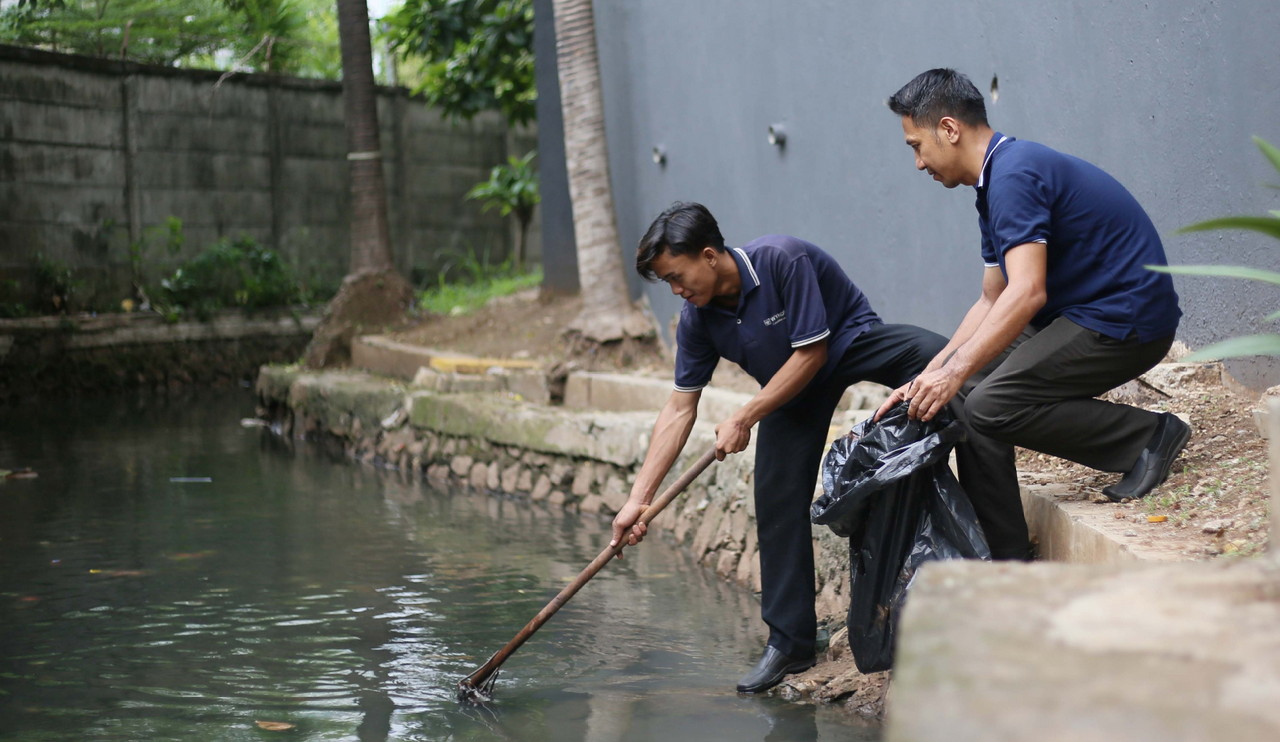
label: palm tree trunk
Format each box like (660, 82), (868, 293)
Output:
(303, 0), (412, 368)
(336, 0), (394, 274)
(553, 0), (652, 343)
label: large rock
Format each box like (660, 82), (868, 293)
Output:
(1140, 362), (1224, 394)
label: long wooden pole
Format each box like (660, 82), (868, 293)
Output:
(458, 447), (718, 700)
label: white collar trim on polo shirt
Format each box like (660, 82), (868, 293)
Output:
(732, 247), (760, 289)
(975, 134), (1009, 189)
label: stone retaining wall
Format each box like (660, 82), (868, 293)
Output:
(254, 365), (856, 621)
(1, 310), (317, 401)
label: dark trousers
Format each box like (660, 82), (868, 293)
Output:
(954, 317), (1174, 556)
(754, 323), (955, 658)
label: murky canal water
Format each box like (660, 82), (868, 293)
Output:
(0, 391), (878, 741)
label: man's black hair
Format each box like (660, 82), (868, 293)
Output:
(887, 68), (989, 129)
(635, 201), (726, 281)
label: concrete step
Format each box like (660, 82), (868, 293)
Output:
(888, 560), (1280, 742)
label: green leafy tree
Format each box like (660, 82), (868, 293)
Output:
(466, 150), (539, 271)
(0, 0), (240, 65)
(220, 0), (305, 72)
(382, 0), (535, 126)
(0, 0), (341, 77)
(1152, 137), (1280, 360)
(217, 0), (342, 77)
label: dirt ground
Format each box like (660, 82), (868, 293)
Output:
(390, 288), (1273, 563)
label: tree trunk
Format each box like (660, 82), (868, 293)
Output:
(552, 0), (653, 345)
(336, 0), (395, 275)
(304, 0), (413, 368)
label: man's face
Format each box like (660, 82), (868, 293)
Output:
(651, 249), (718, 308)
(901, 116), (963, 189)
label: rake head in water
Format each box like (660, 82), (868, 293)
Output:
(456, 667), (498, 705)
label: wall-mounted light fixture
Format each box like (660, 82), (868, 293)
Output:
(652, 146), (667, 166)
(767, 124), (786, 148)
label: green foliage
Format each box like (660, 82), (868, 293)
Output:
(129, 216), (184, 277)
(287, 0), (342, 78)
(418, 265), (542, 316)
(466, 150), (539, 220)
(159, 236), (302, 319)
(383, 0), (535, 126)
(1150, 137), (1280, 361)
(466, 150), (539, 271)
(1, 0), (241, 66)
(209, 0), (342, 77)
(0, 0), (341, 77)
(221, 0), (304, 72)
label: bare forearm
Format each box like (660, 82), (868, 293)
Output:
(929, 296), (994, 371)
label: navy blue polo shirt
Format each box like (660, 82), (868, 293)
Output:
(976, 133), (1180, 341)
(673, 236), (881, 392)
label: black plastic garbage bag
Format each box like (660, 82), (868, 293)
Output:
(810, 401), (990, 673)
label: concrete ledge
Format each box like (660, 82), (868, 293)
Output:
(0, 311), (315, 401)
(0, 311), (317, 350)
(1020, 483), (1188, 563)
(407, 390), (660, 466)
(281, 369), (407, 434)
(888, 560), (1280, 742)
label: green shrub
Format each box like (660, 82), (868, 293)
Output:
(466, 151), (539, 271)
(159, 236), (302, 319)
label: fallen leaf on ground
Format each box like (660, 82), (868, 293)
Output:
(1147, 515), (1168, 523)
(255, 720), (295, 731)
(166, 550), (217, 561)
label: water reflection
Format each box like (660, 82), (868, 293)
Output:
(0, 392), (877, 740)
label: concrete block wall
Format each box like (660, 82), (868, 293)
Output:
(0, 44), (538, 310)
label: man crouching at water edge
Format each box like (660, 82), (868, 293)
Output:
(608, 202), (1014, 694)
(878, 69), (1188, 537)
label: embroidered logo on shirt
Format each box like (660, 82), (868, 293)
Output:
(763, 310), (786, 326)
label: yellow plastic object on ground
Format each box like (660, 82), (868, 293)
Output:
(429, 356), (539, 375)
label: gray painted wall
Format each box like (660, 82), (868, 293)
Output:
(0, 44), (536, 309)
(591, 0), (1280, 387)
(533, 0), (580, 294)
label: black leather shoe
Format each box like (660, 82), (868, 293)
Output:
(735, 646), (816, 693)
(1103, 412), (1191, 502)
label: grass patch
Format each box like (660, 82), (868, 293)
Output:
(418, 267), (542, 316)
